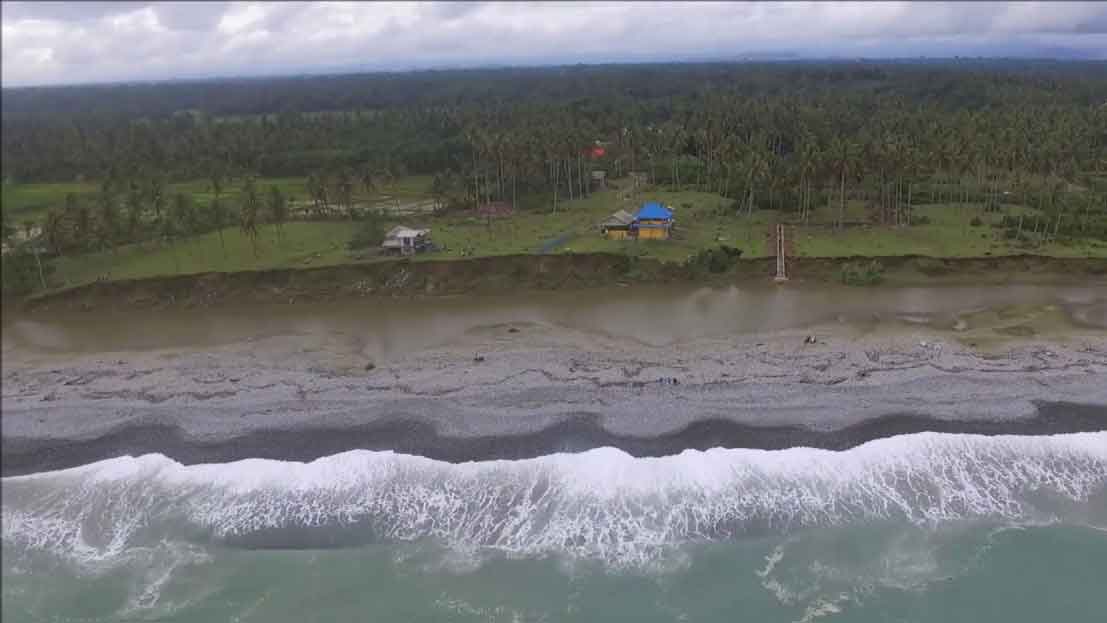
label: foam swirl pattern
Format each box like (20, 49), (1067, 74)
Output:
(4, 432), (1106, 569)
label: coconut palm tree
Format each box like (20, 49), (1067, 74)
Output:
(159, 213), (181, 273)
(43, 209), (66, 255)
(797, 133), (820, 224)
(267, 186), (287, 240)
(430, 173), (448, 213)
(829, 135), (861, 230)
(209, 197), (230, 259)
(124, 182), (144, 242)
(239, 177), (261, 257)
(96, 191), (119, 252)
(359, 167), (376, 197)
(742, 137), (769, 218)
(148, 174), (166, 221)
(336, 169), (355, 219)
(172, 193), (196, 238)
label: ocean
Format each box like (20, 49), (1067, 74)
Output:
(3, 431), (1105, 622)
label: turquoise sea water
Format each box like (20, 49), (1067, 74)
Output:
(4, 432), (1106, 622)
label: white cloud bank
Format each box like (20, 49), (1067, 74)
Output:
(2, 1), (1105, 87)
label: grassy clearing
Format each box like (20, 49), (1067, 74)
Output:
(38, 178), (1107, 289)
(1, 181), (99, 223)
(793, 203), (1106, 258)
(0, 175), (434, 225)
(50, 221), (358, 287)
(561, 190), (773, 261)
(180, 174), (433, 206)
(414, 188), (773, 262)
(422, 190), (621, 258)
(170, 177), (307, 205)
(417, 188), (1106, 262)
(373, 175), (433, 198)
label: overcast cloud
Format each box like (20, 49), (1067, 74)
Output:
(3, 1), (1106, 87)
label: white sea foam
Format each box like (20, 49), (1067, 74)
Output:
(3, 432), (1106, 569)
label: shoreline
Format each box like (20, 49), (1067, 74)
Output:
(5, 404), (1107, 477)
(4, 309), (1106, 475)
(11, 253), (1107, 313)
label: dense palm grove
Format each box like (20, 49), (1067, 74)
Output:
(2, 61), (1106, 294)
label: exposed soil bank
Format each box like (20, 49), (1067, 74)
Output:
(5, 404), (1106, 477)
(17, 253), (1107, 313)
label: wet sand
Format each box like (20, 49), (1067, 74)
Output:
(3, 284), (1107, 475)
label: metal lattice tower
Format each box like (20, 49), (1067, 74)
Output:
(774, 223), (788, 282)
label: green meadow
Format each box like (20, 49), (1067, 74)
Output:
(26, 174), (1104, 292)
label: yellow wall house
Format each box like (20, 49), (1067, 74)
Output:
(633, 202), (674, 240)
(600, 209), (635, 240)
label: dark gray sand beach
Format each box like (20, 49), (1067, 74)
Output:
(4, 282), (1106, 474)
(5, 282), (1107, 623)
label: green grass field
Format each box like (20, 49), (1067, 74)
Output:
(792, 203), (1105, 258)
(168, 176), (307, 204)
(2, 181), (100, 224)
(50, 221), (359, 288)
(408, 188), (1104, 263)
(415, 188), (776, 262)
(0, 175), (434, 226)
(31, 176), (1107, 291)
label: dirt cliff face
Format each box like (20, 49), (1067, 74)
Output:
(19, 254), (683, 313)
(16, 253), (1107, 314)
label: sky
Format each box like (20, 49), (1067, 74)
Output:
(2, 1), (1106, 87)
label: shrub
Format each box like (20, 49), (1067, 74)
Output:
(347, 214), (385, 251)
(687, 245), (743, 274)
(714, 200), (739, 216)
(839, 260), (884, 286)
(970, 216), (983, 227)
(1, 250), (51, 296)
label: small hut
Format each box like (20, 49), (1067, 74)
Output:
(600, 209), (635, 240)
(381, 226), (432, 256)
(633, 202), (673, 240)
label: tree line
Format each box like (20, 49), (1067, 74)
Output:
(28, 174), (303, 260)
(2, 60), (1106, 296)
(5, 60), (1105, 120)
(4, 60), (1105, 187)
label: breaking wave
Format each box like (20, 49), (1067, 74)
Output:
(3, 432), (1106, 570)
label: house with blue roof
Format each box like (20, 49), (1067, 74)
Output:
(633, 201), (674, 240)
